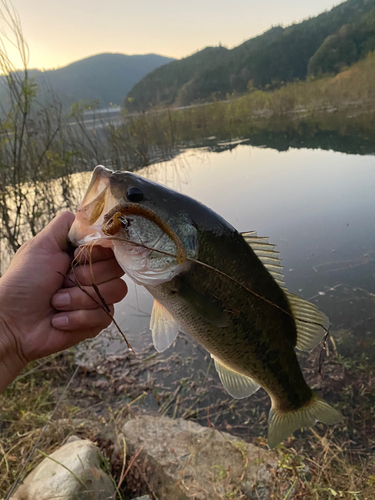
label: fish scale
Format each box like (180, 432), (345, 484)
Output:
(68, 165), (343, 448)
(152, 267), (310, 411)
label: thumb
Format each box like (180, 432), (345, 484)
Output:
(36, 211), (75, 252)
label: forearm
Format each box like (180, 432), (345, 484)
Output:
(0, 312), (27, 393)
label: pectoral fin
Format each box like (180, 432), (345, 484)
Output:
(213, 356), (260, 399)
(176, 278), (229, 328)
(150, 300), (180, 352)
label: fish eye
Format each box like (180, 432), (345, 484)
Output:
(126, 186), (144, 202)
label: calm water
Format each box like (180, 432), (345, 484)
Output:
(95, 144), (375, 352)
(76, 142), (375, 443)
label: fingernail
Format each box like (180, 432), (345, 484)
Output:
(52, 292), (71, 307)
(52, 315), (69, 329)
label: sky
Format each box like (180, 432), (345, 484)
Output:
(4, 0), (342, 70)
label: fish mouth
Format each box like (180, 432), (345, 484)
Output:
(68, 165), (115, 246)
(78, 165), (113, 224)
(69, 165), (198, 286)
(68, 165), (188, 267)
(101, 203), (187, 265)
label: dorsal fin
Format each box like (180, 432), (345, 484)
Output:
(241, 231), (285, 289)
(285, 292), (330, 352)
(241, 231), (329, 351)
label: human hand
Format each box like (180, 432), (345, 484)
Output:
(0, 211), (127, 392)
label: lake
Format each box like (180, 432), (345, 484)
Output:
(102, 143), (375, 347)
(76, 141), (375, 444)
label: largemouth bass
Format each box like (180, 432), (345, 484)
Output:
(69, 165), (343, 447)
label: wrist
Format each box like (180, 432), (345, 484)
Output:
(0, 305), (27, 393)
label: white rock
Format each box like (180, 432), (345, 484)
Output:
(13, 437), (116, 500)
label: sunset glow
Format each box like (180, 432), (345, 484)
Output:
(10, 0), (340, 70)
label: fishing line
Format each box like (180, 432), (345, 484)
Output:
(57, 271), (135, 354)
(89, 236), (330, 336)
(7, 240), (135, 496)
(74, 221), (330, 382)
(70, 239), (99, 282)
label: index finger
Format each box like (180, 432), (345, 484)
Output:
(74, 244), (115, 264)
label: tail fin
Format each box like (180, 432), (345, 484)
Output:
(267, 394), (343, 448)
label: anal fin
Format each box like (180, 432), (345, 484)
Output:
(150, 300), (180, 353)
(213, 356), (260, 399)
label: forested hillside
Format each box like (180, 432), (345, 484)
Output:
(125, 0), (375, 111)
(125, 46), (228, 110)
(0, 53), (174, 110)
(308, 7), (375, 74)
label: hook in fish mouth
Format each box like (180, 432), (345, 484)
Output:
(101, 202), (187, 265)
(102, 212), (129, 235)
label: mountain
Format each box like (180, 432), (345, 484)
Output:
(124, 46), (229, 109)
(0, 53), (175, 110)
(124, 0), (375, 111)
(308, 8), (375, 75)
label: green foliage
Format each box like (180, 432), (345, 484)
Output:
(20, 78), (38, 112)
(124, 0), (375, 110)
(69, 98), (100, 117)
(125, 46), (229, 111)
(308, 8), (375, 75)
(212, 464), (228, 480)
(120, 52), (375, 159)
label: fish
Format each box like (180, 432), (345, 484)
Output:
(68, 165), (343, 448)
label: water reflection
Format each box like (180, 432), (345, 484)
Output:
(75, 142), (375, 449)
(186, 111), (375, 156)
(205, 125), (375, 156)
(76, 144), (375, 357)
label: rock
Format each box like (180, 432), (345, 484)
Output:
(13, 437), (116, 500)
(120, 416), (277, 500)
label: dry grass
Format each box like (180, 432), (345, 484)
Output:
(266, 431), (375, 500)
(0, 353), (121, 498)
(1, 334), (375, 499)
(0, 354), (73, 495)
(120, 51), (375, 153)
